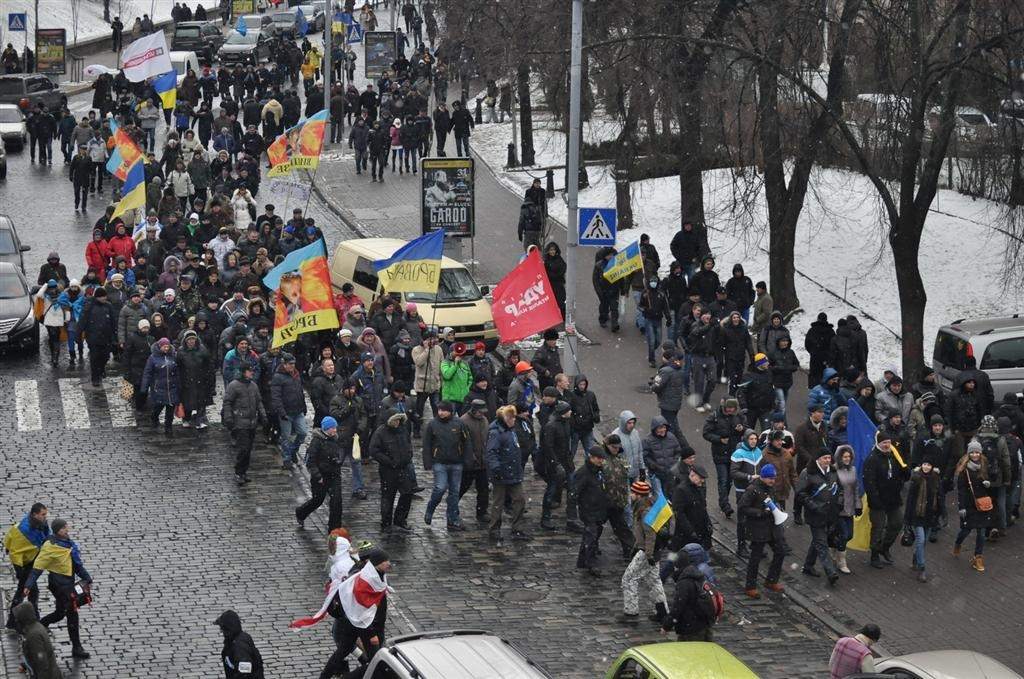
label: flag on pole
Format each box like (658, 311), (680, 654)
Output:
(262, 241), (339, 348)
(120, 31), (173, 82)
(267, 110), (329, 177)
(490, 248), (563, 343)
(106, 122), (146, 181)
(643, 491), (673, 532)
(296, 8), (309, 37)
(111, 160), (146, 218)
(602, 241), (642, 283)
(152, 70), (177, 109)
(846, 398), (878, 551)
(372, 230), (444, 294)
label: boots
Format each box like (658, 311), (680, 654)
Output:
(836, 551), (851, 574)
(648, 602), (668, 623)
(870, 550), (884, 569)
(69, 624), (90, 659)
(971, 555), (986, 572)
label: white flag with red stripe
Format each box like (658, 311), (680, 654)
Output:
(289, 560), (387, 630)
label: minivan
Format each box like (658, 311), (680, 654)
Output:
(329, 238), (498, 349)
(362, 630), (551, 678)
(933, 316), (1024, 401)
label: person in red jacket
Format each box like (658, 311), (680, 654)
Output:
(106, 222), (137, 266)
(84, 229), (112, 283)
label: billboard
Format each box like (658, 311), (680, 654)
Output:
(35, 29), (66, 75)
(232, 0), (255, 14)
(364, 31), (396, 79)
(421, 157), (474, 238)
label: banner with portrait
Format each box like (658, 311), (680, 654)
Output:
(262, 242), (339, 348)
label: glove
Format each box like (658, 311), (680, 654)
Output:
(982, 480), (991, 488)
(959, 509), (967, 519)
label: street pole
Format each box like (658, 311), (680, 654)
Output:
(562, 0), (582, 376)
(324, 7), (332, 141)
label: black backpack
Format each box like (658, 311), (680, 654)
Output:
(979, 437), (1003, 486)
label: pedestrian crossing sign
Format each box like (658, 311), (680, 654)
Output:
(7, 13), (27, 32)
(346, 21), (364, 44)
(578, 207), (616, 246)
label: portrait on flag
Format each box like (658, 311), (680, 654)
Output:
(263, 242), (339, 347)
(267, 111), (328, 177)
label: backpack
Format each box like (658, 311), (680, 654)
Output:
(696, 578), (725, 625)
(979, 437), (1003, 486)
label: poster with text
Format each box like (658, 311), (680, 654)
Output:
(364, 31), (397, 79)
(421, 157), (474, 238)
(35, 29), (66, 75)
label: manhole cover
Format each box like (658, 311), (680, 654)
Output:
(499, 589), (547, 603)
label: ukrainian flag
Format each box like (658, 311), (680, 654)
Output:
(373, 230), (445, 294)
(106, 126), (145, 181)
(643, 490), (673, 532)
(603, 241), (642, 283)
(153, 70), (177, 110)
(112, 159), (146, 218)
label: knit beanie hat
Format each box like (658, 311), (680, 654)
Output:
(630, 480), (651, 495)
(760, 463), (777, 479)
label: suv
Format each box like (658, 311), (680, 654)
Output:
(0, 215), (30, 271)
(362, 630), (551, 678)
(271, 8), (301, 39)
(218, 29), (272, 66)
(0, 74), (66, 112)
(171, 21), (225, 64)
(934, 316), (1024, 401)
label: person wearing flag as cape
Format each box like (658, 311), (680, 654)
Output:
(4, 503), (50, 628)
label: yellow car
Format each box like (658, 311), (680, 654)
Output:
(606, 642), (759, 679)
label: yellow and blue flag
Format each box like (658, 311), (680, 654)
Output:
(372, 230), (445, 294)
(112, 159), (147, 218)
(643, 490), (673, 532)
(153, 70), (177, 109)
(603, 241), (642, 283)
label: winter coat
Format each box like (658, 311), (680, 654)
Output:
(215, 610), (265, 679)
(876, 386), (913, 424)
(574, 460), (612, 522)
(829, 324), (857, 371)
(804, 318), (835, 361)
(79, 298), (118, 348)
(807, 368), (844, 421)
(568, 376), (600, 433)
(411, 344), (443, 393)
(530, 343), (563, 389)
(485, 418), (522, 485)
(768, 338), (799, 390)
(846, 317), (869, 372)
(947, 374), (983, 433)
(651, 362), (687, 412)
(751, 293), (773, 336)
(612, 411), (644, 479)
(13, 602), (61, 679)
(904, 468), (942, 528)
(688, 267), (719, 305)
(663, 565), (712, 637)
(305, 429), (345, 482)
(957, 462), (994, 529)
(795, 461), (843, 528)
(176, 342), (213, 411)
(719, 317), (754, 368)
(761, 444), (798, 504)
(123, 330), (154, 384)
(737, 367), (775, 414)
(725, 274), (755, 311)
(141, 345), (180, 406)
(687, 320), (718, 356)
(270, 366), (306, 417)
(794, 416), (829, 471)
(422, 415), (469, 468)
(642, 416), (685, 486)
(460, 411), (489, 471)
(730, 441), (764, 494)
(117, 300), (151, 346)
(757, 313), (790, 354)
(327, 393), (364, 446)
(670, 478), (712, 550)
(222, 377), (265, 430)
(310, 373), (343, 420)
(738, 479), (776, 543)
(440, 357), (473, 403)
(669, 225), (706, 267)
(862, 447), (909, 510)
(538, 416), (572, 479)
(703, 406), (746, 464)
(369, 411), (414, 470)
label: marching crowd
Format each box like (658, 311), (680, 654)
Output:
(5, 2), (1020, 678)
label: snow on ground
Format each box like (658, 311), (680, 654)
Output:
(472, 118), (1024, 379)
(2, 0), (194, 47)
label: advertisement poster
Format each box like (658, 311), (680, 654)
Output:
(35, 29), (66, 75)
(364, 31), (396, 79)
(420, 157), (474, 238)
(232, 0), (255, 15)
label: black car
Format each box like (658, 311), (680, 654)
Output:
(217, 30), (272, 66)
(171, 21), (225, 64)
(0, 262), (39, 355)
(0, 215), (30, 271)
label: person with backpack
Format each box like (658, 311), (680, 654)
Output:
(620, 480), (668, 624)
(660, 549), (721, 642)
(976, 415), (1011, 539)
(738, 463), (786, 599)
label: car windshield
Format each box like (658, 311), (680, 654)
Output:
(406, 268), (482, 304)
(0, 108), (23, 122)
(0, 230), (15, 253)
(273, 12), (295, 21)
(176, 26), (200, 37)
(958, 113), (988, 126)
(0, 79), (23, 95)
(0, 272), (24, 299)
(226, 31), (257, 44)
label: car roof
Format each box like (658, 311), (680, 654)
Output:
(944, 316), (1024, 337)
(628, 642), (759, 678)
(385, 631), (549, 678)
(337, 238), (465, 270)
(175, 21), (212, 26)
(880, 650), (1021, 678)
(0, 103), (21, 110)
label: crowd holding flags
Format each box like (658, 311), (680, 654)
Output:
(152, 70), (177, 110)
(267, 110), (330, 178)
(372, 230), (444, 294)
(105, 119), (146, 182)
(603, 241), (643, 283)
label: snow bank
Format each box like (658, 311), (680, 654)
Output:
(2, 0), (198, 47)
(472, 116), (1024, 379)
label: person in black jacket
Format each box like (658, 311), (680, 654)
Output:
(370, 409), (415, 533)
(670, 465), (712, 550)
(769, 335), (799, 418)
(79, 288), (118, 387)
(214, 610), (265, 679)
(702, 397), (745, 517)
(947, 373), (984, 466)
(661, 561), (715, 641)
(295, 418), (346, 530)
(432, 102), (450, 156)
(421, 401), (469, 530)
(543, 242), (567, 320)
(724, 263), (755, 323)
(688, 255), (720, 306)
(795, 449), (842, 586)
(593, 247), (624, 332)
(69, 145), (92, 211)
(687, 310), (719, 412)
(738, 464), (786, 598)
(737, 354), (775, 430)
(222, 364), (265, 483)
(574, 446), (633, 575)
(668, 221), (707, 283)
(538, 401), (575, 530)
(862, 432), (910, 568)
(329, 379), (367, 500)
(639, 277), (671, 367)
(449, 99), (474, 156)
(804, 313), (835, 388)
(568, 374), (600, 458)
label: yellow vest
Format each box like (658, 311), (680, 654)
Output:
(31, 540), (73, 577)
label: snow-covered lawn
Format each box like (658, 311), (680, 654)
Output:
(2, 0), (196, 46)
(472, 118), (1023, 378)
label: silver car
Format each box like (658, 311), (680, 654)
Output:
(873, 649), (1021, 678)
(362, 630), (552, 679)
(0, 103), (27, 150)
(934, 316), (1024, 402)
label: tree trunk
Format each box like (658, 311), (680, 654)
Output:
(517, 62), (535, 166)
(1009, 143), (1024, 206)
(891, 216), (927, 382)
(677, 96), (706, 230)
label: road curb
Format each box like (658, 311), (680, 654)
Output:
(305, 166), (369, 238)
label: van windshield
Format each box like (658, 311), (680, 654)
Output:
(406, 268), (482, 304)
(934, 330), (969, 371)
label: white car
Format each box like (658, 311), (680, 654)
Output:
(870, 650), (1022, 679)
(0, 103), (27, 151)
(168, 51), (201, 86)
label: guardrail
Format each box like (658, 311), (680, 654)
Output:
(69, 54), (84, 82)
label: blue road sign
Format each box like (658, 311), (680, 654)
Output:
(578, 207), (616, 246)
(8, 13), (27, 32)
(346, 21), (364, 44)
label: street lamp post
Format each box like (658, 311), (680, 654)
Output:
(562, 0), (582, 375)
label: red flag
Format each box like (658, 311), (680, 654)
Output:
(491, 249), (563, 343)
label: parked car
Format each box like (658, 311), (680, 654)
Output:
(239, 13), (274, 35)
(0, 262), (39, 355)
(934, 316), (1024, 402)
(0, 103), (27, 150)
(0, 137), (6, 180)
(927, 106), (996, 142)
(217, 30), (272, 66)
(0, 215), (30, 271)
(170, 20), (226, 64)
(169, 51), (202, 86)
(271, 8), (301, 39)
(360, 630), (551, 678)
(0, 73), (66, 112)
(605, 642), (759, 679)
(296, 4), (325, 32)
(850, 650), (1022, 679)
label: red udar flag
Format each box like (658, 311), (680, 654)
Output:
(491, 249), (563, 343)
